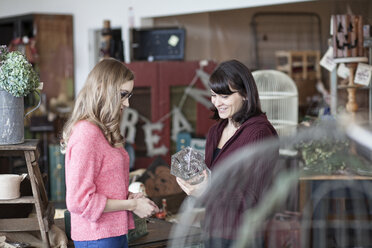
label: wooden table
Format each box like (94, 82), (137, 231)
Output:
(299, 174), (372, 212)
(129, 218), (202, 248)
(129, 219), (173, 248)
(0, 140), (53, 248)
(299, 174), (372, 248)
(55, 217), (202, 248)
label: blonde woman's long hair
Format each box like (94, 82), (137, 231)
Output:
(61, 58), (134, 153)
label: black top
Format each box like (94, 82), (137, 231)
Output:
(212, 148), (221, 162)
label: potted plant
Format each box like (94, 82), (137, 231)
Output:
(0, 45), (41, 145)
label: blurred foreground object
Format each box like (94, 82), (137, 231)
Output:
(169, 120), (372, 248)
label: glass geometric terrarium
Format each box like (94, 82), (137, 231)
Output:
(170, 146), (209, 185)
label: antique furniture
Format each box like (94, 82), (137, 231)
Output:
(125, 61), (217, 169)
(299, 174), (372, 248)
(329, 15), (372, 119)
(333, 57), (368, 118)
(275, 50), (321, 112)
(0, 140), (53, 247)
(129, 218), (202, 248)
(0, 13), (74, 103)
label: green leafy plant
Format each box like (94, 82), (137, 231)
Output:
(0, 45), (40, 97)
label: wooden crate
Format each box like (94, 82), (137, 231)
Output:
(275, 50), (321, 81)
(275, 50), (321, 106)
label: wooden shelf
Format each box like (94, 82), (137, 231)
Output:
(0, 13), (74, 106)
(0, 196), (35, 204)
(300, 174), (372, 181)
(275, 50), (321, 106)
(0, 139), (51, 247)
(330, 41), (372, 118)
(333, 57), (368, 64)
(0, 217), (40, 232)
(338, 85), (370, 90)
(0, 140), (39, 151)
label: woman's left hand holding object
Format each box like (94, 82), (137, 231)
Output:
(176, 170), (209, 197)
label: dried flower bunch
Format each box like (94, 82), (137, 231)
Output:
(0, 45), (40, 97)
(299, 138), (371, 176)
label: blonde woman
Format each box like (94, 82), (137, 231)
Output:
(62, 58), (158, 248)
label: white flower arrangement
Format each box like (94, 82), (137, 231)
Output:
(0, 45), (40, 97)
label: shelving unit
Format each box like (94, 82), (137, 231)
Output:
(0, 13), (74, 103)
(329, 14), (371, 120)
(275, 50), (321, 81)
(0, 140), (53, 247)
(329, 37), (372, 120)
(333, 57), (368, 117)
(0, 14), (74, 198)
(365, 37), (372, 122)
(275, 50), (321, 109)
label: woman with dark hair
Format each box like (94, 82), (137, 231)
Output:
(176, 59), (278, 247)
(205, 59), (277, 171)
(209, 59), (263, 125)
(177, 59), (277, 190)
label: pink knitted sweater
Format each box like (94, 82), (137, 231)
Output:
(65, 120), (134, 241)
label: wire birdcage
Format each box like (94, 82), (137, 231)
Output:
(253, 70), (298, 137)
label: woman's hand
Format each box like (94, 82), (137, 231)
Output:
(176, 170), (209, 197)
(132, 198), (159, 218)
(128, 192), (145, 199)
(105, 196), (158, 217)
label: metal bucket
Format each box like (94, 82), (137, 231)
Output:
(0, 89), (41, 145)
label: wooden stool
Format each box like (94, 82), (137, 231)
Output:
(0, 139), (53, 248)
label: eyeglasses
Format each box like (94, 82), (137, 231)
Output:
(120, 91), (133, 100)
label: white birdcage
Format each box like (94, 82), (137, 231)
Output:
(253, 70), (298, 136)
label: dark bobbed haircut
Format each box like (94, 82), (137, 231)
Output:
(209, 59), (263, 124)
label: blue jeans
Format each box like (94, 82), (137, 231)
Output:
(73, 235), (128, 248)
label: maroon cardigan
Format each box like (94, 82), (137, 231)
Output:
(202, 114), (278, 240)
(205, 114), (278, 170)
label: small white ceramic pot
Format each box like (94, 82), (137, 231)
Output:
(0, 174), (28, 200)
(129, 182), (147, 196)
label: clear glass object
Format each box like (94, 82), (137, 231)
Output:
(171, 146), (209, 185)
